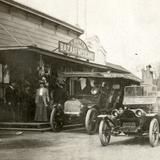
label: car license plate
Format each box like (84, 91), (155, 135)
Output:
(122, 122), (136, 127)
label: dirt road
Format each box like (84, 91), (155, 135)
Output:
(0, 128), (160, 160)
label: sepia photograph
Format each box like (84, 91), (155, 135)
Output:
(0, 0), (160, 160)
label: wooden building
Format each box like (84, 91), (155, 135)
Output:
(0, 0), (140, 124)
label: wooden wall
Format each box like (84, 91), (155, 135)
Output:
(0, 2), (79, 51)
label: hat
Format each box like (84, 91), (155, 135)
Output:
(39, 80), (45, 84)
(56, 77), (65, 85)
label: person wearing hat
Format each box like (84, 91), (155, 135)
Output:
(53, 77), (67, 104)
(34, 80), (49, 122)
(5, 81), (17, 121)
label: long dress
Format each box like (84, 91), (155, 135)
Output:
(34, 88), (49, 122)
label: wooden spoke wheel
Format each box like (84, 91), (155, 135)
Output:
(149, 118), (159, 147)
(50, 108), (64, 132)
(85, 108), (98, 135)
(99, 119), (111, 146)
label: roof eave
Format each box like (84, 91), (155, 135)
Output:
(0, 45), (131, 74)
(0, 0), (84, 35)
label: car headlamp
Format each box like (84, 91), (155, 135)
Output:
(57, 103), (61, 107)
(57, 103), (63, 109)
(112, 109), (119, 117)
(80, 104), (84, 109)
(91, 88), (98, 95)
(124, 106), (127, 110)
(135, 109), (143, 117)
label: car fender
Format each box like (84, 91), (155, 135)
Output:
(97, 115), (108, 119)
(146, 113), (158, 117)
(97, 114), (113, 120)
(87, 104), (97, 109)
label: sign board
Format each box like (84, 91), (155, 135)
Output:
(58, 38), (95, 61)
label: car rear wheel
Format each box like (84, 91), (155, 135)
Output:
(85, 108), (98, 135)
(99, 119), (111, 146)
(50, 108), (64, 132)
(149, 118), (159, 147)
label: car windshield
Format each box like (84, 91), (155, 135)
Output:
(69, 77), (101, 96)
(124, 85), (157, 97)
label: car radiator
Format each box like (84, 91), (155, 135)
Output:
(64, 100), (81, 114)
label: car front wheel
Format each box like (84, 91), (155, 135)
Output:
(149, 118), (159, 147)
(50, 108), (64, 132)
(99, 119), (111, 146)
(85, 108), (98, 135)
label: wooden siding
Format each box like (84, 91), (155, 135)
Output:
(0, 2), (78, 50)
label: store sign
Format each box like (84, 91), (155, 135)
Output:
(58, 38), (95, 61)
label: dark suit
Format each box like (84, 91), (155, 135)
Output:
(5, 85), (17, 105)
(5, 85), (17, 121)
(54, 85), (67, 104)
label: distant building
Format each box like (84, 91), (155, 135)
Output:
(142, 65), (154, 85)
(85, 35), (107, 65)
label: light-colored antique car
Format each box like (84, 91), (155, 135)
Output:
(98, 84), (160, 147)
(50, 72), (140, 133)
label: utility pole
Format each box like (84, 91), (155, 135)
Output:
(84, 0), (87, 37)
(76, 0), (79, 27)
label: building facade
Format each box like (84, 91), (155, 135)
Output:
(0, 0), (140, 122)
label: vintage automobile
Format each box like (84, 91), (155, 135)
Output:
(49, 72), (140, 133)
(98, 84), (160, 147)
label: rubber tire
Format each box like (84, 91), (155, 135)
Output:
(149, 118), (159, 147)
(50, 108), (63, 132)
(99, 119), (111, 146)
(85, 108), (98, 135)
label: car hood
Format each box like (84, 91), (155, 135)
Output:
(67, 96), (99, 106)
(123, 96), (157, 105)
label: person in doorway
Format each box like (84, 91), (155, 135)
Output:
(34, 81), (49, 122)
(82, 78), (92, 94)
(5, 81), (17, 121)
(21, 85), (31, 122)
(98, 82), (112, 111)
(106, 89), (115, 112)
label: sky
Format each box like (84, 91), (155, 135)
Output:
(15, 0), (160, 77)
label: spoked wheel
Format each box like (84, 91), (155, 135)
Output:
(149, 118), (159, 147)
(50, 108), (64, 132)
(85, 108), (98, 135)
(99, 119), (111, 146)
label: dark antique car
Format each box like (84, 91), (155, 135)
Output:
(50, 72), (140, 133)
(98, 84), (160, 147)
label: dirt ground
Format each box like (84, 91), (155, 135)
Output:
(0, 128), (160, 160)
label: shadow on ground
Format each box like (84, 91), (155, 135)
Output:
(63, 127), (87, 134)
(110, 136), (160, 147)
(0, 139), (53, 149)
(0, 134), (18, 138)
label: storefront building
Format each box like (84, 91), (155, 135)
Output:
(0, 0), (140, 123)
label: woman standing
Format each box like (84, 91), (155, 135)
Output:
(34, 81), (49, 122)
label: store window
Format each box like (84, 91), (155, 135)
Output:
(0, 64), (10, 99)
(3, 64), (10, 84)
(0, 64), (2, 83)
(0, 64), (3, 99)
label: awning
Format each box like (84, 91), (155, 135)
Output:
(0, 45), (131, 74)
(100, 72), (141, 83)
(63, 72), (141, 83)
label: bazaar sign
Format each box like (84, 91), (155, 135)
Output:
(58, 38), (95, 61)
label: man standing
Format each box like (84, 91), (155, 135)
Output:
(54, 77), (68, 104)
(5, 82), (17, 121)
